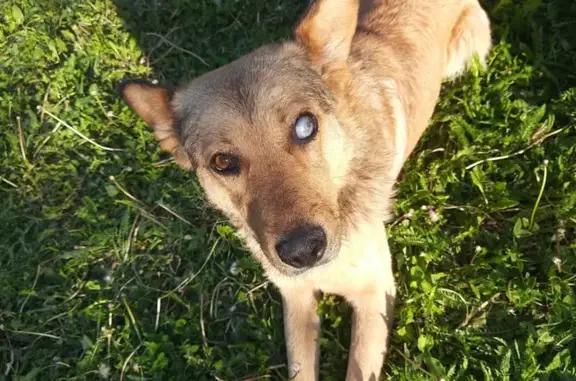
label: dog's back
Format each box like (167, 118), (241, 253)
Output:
(350, 0), (492, 162)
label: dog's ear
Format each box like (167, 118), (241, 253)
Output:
(118, 80), (193, 170)
(295, 0), (359, 94)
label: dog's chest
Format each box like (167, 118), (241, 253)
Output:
(316, 235), (392, 297)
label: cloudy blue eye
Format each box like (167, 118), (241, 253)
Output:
(293, 113), (318, 143)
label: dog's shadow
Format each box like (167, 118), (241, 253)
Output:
(112, 0), (305, 85)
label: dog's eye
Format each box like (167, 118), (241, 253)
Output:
(211, 153), (240, 175)
(293, 113), (318, 143)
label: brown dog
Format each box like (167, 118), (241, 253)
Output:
(119, 0), (491, 379)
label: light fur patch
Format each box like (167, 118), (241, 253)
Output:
(321, 115), (352, 188)
(381, 79), (407, 177)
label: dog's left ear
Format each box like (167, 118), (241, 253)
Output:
(295, 0), (359, 94)
(118, 80), (193, 170)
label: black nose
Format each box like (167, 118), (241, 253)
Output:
(275, 225), (327, 268)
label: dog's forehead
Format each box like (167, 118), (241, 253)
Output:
(173, 43), (333, 148)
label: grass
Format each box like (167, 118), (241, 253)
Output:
(0, 0), (575, 380)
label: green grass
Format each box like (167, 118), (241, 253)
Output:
(1, 0), (575, 380)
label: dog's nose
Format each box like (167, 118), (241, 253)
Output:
(275, 225), (327, 268)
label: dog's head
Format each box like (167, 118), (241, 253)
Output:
(119, 1), (387, 275)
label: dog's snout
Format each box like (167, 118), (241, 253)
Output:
(275, 225), (327, 268)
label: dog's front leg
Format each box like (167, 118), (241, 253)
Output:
(345, 259), (396, 380)
(346, 287), (396, 381)
(281, 288), (321, 380)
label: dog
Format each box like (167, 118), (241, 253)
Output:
(119, 0), (491, 379)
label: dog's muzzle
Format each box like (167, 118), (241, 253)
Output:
(274, 224), (327, 268)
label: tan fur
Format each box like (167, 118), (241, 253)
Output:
(296, 0), (359, 95)
(119, 0), (491, 379)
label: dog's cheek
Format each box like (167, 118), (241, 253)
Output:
(197, 172), (245, 224)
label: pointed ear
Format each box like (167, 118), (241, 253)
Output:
(118, 80), (193, 170)
(295, 0), (359, 94)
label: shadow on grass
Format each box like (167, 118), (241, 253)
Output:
(111, 0), (305, 84)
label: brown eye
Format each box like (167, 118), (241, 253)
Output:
(211, 153), (240, 175)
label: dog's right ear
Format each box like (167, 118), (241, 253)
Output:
(295, 0), (359, 95)
(118, 80), (193, 170)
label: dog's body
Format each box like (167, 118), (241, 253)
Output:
(120, 0), (491, 379)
